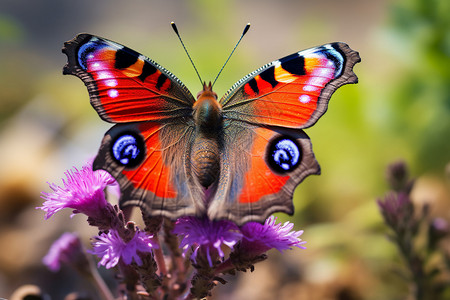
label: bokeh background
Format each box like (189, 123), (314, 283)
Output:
(0, 0), (449, 299)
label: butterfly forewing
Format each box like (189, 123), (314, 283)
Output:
(220, 42), (360, 129)
(63, 33), (195, 123)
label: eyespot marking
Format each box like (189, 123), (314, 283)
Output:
(111, 132), (145, 168)
(78, 39), (105, 70)
(267, 136), (302, 174)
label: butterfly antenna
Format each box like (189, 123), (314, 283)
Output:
(212, 23), (251, 87)
(171, 22), (203, 85)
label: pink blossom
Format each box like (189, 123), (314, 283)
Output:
(173, 217), (242, 266)
(43, 232), (84, 272)
(90, 229), (157, 269)
(38, 162), (115, 220)
(240, 216), (306, 255)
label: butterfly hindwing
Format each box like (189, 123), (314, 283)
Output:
(63, 33), (195, 123)
(220, 42), (360, 129)
(93, 121), (205, 219)
(208, 123), (319, 224)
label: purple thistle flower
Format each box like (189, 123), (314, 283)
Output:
(173, 217), (242, 266)
(90, 229), (157, 269)
(239, 216), (306, 255)
(43, 232), (86, 272)
(377, 192), (414, 231)
(38, 162), (116, 220)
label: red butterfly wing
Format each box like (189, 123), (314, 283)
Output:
(208, 43), (360, 224)
(220, 43), (360, 128)
(208, 123), (319, 224)
(93, 121), (205, 219)
(63, 33), (195, 123)
(63, 34), (203, 218)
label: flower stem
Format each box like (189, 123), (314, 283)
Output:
(214, 259), (234, 275)
(153, 237), (167, 275)
(119, 260), (140, 300)
(87, 256), (115, 300)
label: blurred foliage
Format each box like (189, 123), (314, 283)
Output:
(386, 0), (450, 172)
(0, 14), (25, 42)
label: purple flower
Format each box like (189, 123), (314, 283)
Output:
(38, 162), (116, 220)
(90, 229), (157, 269)
(377, 192), (414, 231)
(386, 161), (410, 191)
(173, 217), (242, 266)
(43, 232), (85, 272)
(239, 216), (306, 255)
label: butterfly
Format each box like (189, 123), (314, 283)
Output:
(62, 32), (360, 225)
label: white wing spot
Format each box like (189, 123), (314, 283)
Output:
(105, 79), (118, 87)
(92, 62), (101, 70)
(108, 89), (119, 98)
(303, 85), (318, 92)
(97, 71), (113, 80)
(299, 94), (311, 103)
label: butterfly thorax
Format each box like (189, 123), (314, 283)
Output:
(193, 83), (221, 132)
(191, 82), (222, 188)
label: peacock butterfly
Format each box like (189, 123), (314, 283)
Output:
(62, 29), (360, 225)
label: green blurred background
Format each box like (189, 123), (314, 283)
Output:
(0, 0), (449, 299)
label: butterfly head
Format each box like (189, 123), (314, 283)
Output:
(193, 82), (222, 133)
(196, 81), (217, 100)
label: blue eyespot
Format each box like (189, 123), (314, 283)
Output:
(267, 136), (301, 174)
(78, 39), (105, 70)
(111, 133), (145, 167)
(314, 44), (344, 77)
